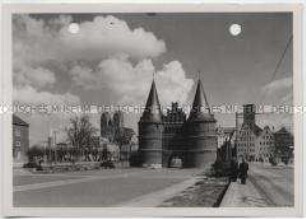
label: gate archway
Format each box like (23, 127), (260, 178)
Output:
(167, 153), (184, 168)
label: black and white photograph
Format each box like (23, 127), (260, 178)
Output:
(1, 3), (304, 217)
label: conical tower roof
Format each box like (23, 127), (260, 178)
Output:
(192, 79), (210, 111)
(140, 80), (162, 123)
(188, 78), (215, 122)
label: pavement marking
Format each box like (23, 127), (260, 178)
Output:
(115, 177), (200, 207)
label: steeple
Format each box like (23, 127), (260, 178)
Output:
(188, 78), (214, 122)
(140, 79), (162, 123)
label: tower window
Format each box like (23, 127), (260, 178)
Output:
(15, 141), (21, 147)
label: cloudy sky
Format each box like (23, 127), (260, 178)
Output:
(12, 13), (293, 146)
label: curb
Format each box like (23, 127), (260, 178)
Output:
(219, 181), (234, 207)
(214, 180), (231, 207)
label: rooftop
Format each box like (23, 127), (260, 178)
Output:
(13, 114), (29, 127)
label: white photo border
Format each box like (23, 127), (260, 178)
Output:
(1, 3), (303, 217)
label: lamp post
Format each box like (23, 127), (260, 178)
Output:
(48, 135), (52, 166)
(53, 130), (58, 164)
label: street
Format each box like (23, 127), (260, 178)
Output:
(14, 163), (294, 208)
(13, 168), (200, 207)
(221, 163), (294, 207)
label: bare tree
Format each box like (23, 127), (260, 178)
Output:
(66, 115), (97, 160)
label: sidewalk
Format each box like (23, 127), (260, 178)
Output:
(220, 179), (271, 207)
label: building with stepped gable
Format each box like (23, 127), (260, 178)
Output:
(138, 78), (217, 168)
(236, 104), (277, 162)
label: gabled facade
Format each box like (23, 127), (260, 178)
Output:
(236, 104), (262, 161)
(255, 126), (275, 162)
(235, 104), (276, 162)
(162, 102), (187, 167)
(236, 123), (259, 161)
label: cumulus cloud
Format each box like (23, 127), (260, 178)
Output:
(58, 16), (166, 60)
(261, 76), (293, 105)
(13, 14), (168, 104)
(14, 85), (80, 105)
(156, 61), (194, 105)
(262, 77), (292, 94)
(13, 14), (166, 64)
(14, 66), (56, 88)
(68, 57), (194, 106)
(258, 76), (293, 130)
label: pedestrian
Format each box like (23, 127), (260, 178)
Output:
(239, 157), (249, 184)
(230, 156), (238, 182)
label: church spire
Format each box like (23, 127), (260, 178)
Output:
(140, 79), (162, 123)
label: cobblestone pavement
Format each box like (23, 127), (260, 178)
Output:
(220, 163), (293, 207)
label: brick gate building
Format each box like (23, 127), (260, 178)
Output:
(138, 78), (217, 168)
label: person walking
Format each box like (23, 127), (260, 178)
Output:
(239, 158), (249, 184)
(230, 157), (238, 182)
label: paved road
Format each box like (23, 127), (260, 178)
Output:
(249, 163), (294, 206)
(221, 163), (293, 207)
(13, 168), (200, 207)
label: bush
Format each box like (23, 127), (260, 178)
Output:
(209, 160), (228, 177)
(27, 145), (45, 159)
(269, 157), (278, 166)
(23, 161), (40, 169)
(100, 160), (115, 169)
(36, 165), (43, 171)
(282, 156), (289, 165)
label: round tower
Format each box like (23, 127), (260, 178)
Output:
(138, 80), (164, 168)
(185, 78), (217, 168)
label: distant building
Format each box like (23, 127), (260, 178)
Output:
(13, 114), (29, 164)
(274, 127), (294, 163)
(138, 78), (217, 168)
(236, 104), (275, 162)
(236, 123), (261, 161)
(100, 111), (136, 162)
(255, 126), (275, 162)
(100, 111), (135, 144)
